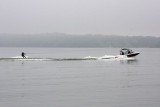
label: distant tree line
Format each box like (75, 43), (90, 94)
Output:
(0, 33), (160, 48)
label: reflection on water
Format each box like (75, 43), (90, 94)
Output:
(120, 59), (139, 64)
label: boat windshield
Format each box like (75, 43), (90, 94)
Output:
(120, 48), (133, 55)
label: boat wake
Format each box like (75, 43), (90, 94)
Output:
(85, 55), (136, 61)
(0, 56), (96, 61)
(0, 54), (136, 61)
(0, 48), (139, 61)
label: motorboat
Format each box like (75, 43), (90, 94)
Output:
(120, 48), (140, 57)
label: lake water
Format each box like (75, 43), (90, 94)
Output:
(0, 48), (160, 107)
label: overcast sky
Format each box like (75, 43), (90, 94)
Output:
(0, 0), (160, 36)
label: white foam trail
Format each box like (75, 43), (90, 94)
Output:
(15, 58), (51, 61)
(84, 56), (98, 59)
(11, 56), (29, 58)
(116, 55), (135, 60)
(84, 55), (136, 61)
(0, 54), (137, 61)
(98, 55), (117, 59)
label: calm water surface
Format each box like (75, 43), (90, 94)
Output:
(0, 48), (160, 107)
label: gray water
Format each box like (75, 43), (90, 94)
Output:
(0, 48), (160, 107)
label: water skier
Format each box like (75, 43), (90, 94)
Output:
(21, 52), (26, 58)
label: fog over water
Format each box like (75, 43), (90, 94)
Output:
(1, 1), (160, 106)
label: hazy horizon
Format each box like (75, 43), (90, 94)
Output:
(0, 0), (160, 36)
(0, 33), (160, 48)
(0, 32), (159, 37)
